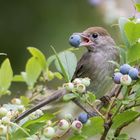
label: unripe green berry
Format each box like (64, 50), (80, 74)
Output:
(47, 71), (54, 80)
(76, 84), (86, 93)
(29, 109), (43, 120)
(43, 127), (55, 138)
(58, 119), (70, 130)
(73, 78), (82, 85)
(29, 112), (37, 120)
(136, 19), (140, 24)
(11, 98), (21, 105)
(0, 125), (7, 135)
(47, 120), (52, 126)
(94, 99), (101, 106)
(35, 109), (44, 116)
(138, 38), (140, 44)
(64, 113), (73, 120)
(81, 77), (90, 87)
(120, 75), (132, 86)
(1, 116), (10, 125)
(0, 107), (8, 118)
(17, 105), (25, 112)
(71, 120), (83, 131)
(63, 83), (74, 91)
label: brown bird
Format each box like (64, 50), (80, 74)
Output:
(14, 27), (120, 122)
(71, 27), (119, 97)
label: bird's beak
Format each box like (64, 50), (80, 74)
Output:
(75, 33), (94, 47)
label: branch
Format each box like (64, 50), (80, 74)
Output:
(14, 89), (94, 123)
(14, 89), (67, 122)
(100, 121), (112, 140)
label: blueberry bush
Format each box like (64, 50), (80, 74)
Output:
(0, 3), (140, 140)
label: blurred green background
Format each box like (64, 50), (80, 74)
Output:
(0, 0), (123, 74)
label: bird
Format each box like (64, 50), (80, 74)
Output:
(14, 27), (120, 122)
(71, 27), (119, 97)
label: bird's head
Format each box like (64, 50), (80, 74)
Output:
(69, 27), (115, 51)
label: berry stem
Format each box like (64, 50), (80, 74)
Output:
(112, 85), (132, 119)
(86, 101), (105, 120)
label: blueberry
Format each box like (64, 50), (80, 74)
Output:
(113, 72), (123, 84)
(120, 64), (131, 74)
(69, 34), (81, 47)
(78, 113), (89, 124)
(128, 68), (139, 80)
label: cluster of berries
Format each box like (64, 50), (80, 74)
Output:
(113, 64), (139, 85)
(43, 114), (83, 138)
(43, 112), (90, 138)
(63, 77), (90, 93)
(0, 98), (24, 135)
(0, 98), (43, 136)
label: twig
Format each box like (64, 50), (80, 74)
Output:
(112, 86), (132, 119)
(105, 85), (123, 120)
(72, 99), (94, 117)
(100, 121), (112, 140)
(100, 85), (131, 140)
(86, 101), (105, 120)
(122, 102), (140, 111)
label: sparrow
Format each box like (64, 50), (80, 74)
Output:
(71, 27), (119, 97)
(14, 27), (120, 122)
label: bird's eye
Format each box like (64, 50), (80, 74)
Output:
(92, 33), (98, 38)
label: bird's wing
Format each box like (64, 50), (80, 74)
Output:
(72, 52), (91, 81)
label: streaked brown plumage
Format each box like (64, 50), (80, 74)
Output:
(14, 27), (119, 122)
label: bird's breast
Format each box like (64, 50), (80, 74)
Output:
(83, 50), (118, 97)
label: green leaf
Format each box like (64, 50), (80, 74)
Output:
(112, 110), (140, 129)
(54, 72), (63, 79)
(119, 47), (127, 64)
(54, 50), (77, 81)
(85, 91), (96, 105)
(135, 85), (140, 98)
(63, 93), (77, 101)
(27, 47), (47, 70)
(23, 57), (42, 88)
(119, 17), (130, 47)
(135, 3), (140, 12)
(51, 47), (70, 82)
(13, 113), (54, 139)
(20, 96), (30, 107)
(47, 55), (56, 67)
(0, 58), (13, 94)
(13, 75), (24, 82)
(68, 135), (86, 140)
(0, 53), (7, 56)
(127, 43), (140, 63)
(124, 21), (140, 45)
(22, 113), (54, 128)
(116, 133), (129, 140)
(82, 116), (104, 137)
